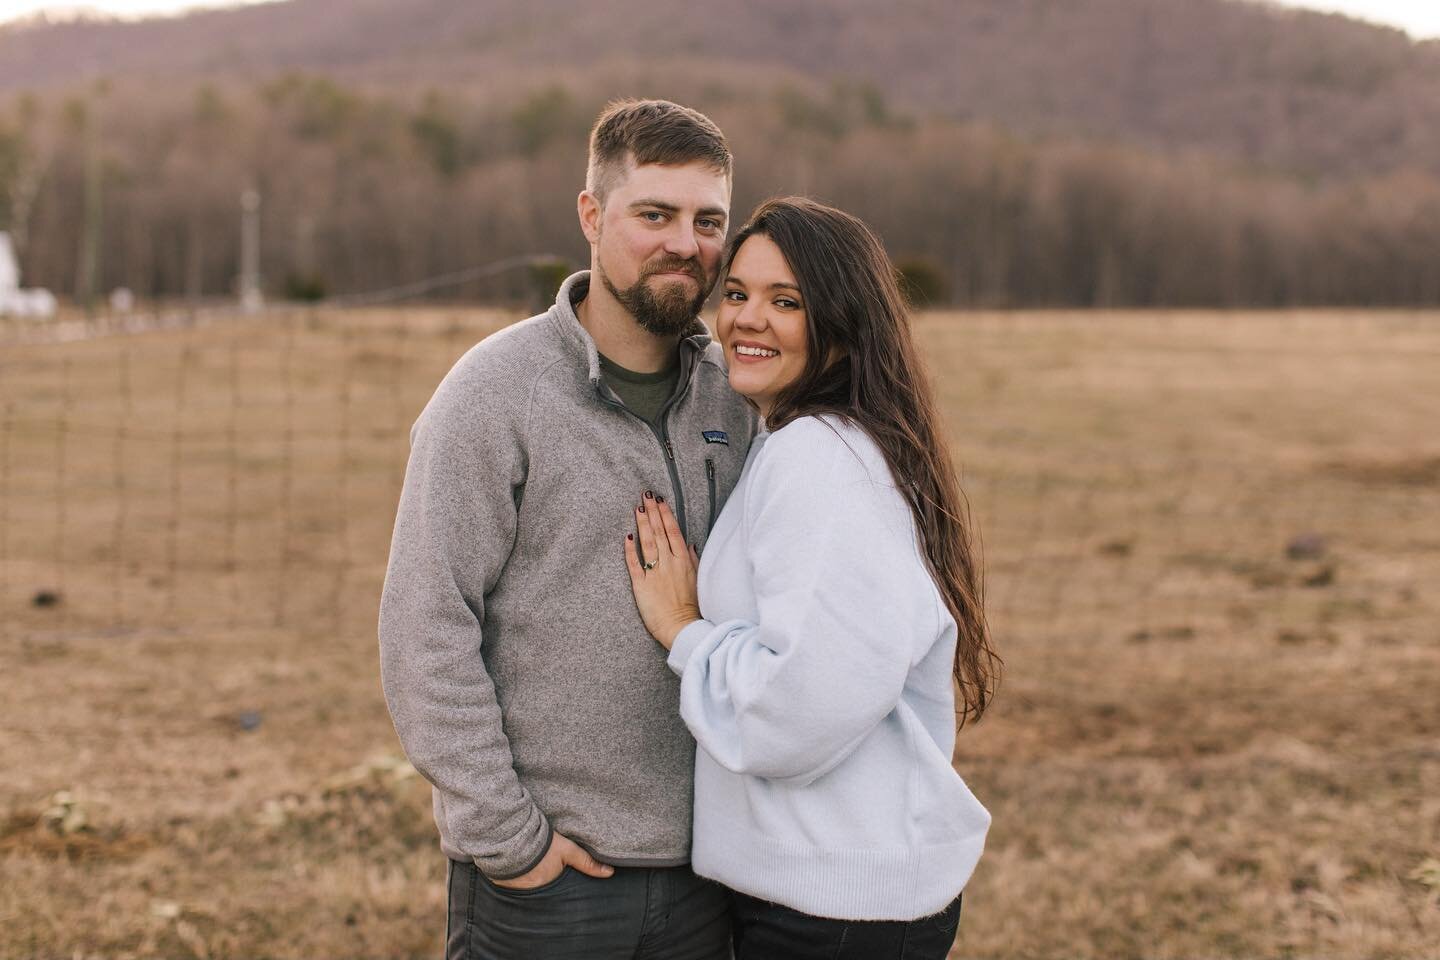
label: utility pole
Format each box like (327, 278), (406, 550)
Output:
(239, 187), (263, 313)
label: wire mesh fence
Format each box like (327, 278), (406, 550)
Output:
(1, 305), (1436, 657)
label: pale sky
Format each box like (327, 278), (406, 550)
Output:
(0, 0), (273, 24)
(0, 0), (1437, 38)
(1275, 0), (1440, 37)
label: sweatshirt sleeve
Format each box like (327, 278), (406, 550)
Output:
(667, 420), (939, 788)
(377, 360), (551, 879)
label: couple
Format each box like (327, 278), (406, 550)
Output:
(379, 99), (997, 960)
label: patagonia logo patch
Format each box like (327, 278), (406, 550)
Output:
(702, 430), (729, 445)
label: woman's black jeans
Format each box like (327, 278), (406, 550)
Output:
(730, 889), (963, 960)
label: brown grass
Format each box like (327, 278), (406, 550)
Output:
(1, 307), (1437, 958)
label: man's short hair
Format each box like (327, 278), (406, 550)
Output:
(585, 99), (732, 206)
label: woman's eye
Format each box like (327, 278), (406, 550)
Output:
(776, 298), (799, 309)
(723, 290), (745, 302)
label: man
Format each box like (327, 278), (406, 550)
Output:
(379, 100), (756, 959)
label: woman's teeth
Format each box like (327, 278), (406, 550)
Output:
(735, 345), (779, 357)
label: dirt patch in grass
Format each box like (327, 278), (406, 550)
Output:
(1324, 452), (1440, 487)
(0, 811), (153, 863)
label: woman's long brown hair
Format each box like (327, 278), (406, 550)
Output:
(724, 197), (1000, 726)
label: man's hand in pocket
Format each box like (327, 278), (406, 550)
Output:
(488, 832), (615, 890)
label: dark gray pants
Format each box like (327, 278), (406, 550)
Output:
(446, 858), (731, 960)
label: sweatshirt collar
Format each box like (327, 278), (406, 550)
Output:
(549, 271), (713, 385)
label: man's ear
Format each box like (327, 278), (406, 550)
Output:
(578, 190), (602, 245)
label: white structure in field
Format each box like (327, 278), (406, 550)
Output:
(0, 231), (57, 318)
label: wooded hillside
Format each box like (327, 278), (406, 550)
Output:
(2, 0), (1438, 306)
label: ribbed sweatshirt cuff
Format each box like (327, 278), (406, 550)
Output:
(667, 619), (712, 677)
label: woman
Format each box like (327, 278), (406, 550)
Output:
(624, 197), (998, 958)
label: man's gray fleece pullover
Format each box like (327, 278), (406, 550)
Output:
(379, 272), (757, 879)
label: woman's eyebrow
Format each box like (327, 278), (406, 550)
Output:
(724, 277), (801, 293)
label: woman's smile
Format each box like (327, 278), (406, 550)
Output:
(732, 341), (780, 361)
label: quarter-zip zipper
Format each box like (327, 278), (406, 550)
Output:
(593, 341), (700, 541)
(705, 458), (717, 534)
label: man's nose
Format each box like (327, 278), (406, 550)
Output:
(663, 221), (700, 260)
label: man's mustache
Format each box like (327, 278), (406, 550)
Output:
(642, 258), (705, 282)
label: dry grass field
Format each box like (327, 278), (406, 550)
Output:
(1, 306), (1437, 959)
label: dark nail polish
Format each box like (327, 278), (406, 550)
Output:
(645, 490), (654, 499)
(656, 495), (665, 504)
(639, 504), (645, 514)
(627, 534), (633, 541)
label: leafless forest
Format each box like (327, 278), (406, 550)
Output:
(3, 0), (1440, 307)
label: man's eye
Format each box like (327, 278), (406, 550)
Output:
(642, 211), (665, 222)
(697, 219), (721, 231)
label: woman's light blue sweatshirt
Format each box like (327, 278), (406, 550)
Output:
(667, 414), (991, 921)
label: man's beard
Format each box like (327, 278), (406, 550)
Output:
(598, 254), (712, 337)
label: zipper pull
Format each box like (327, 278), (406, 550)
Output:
(665, 440), (675, 460)
(706, 459), (714, 479)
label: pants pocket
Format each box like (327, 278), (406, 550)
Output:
(480, 865), (574, 898)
